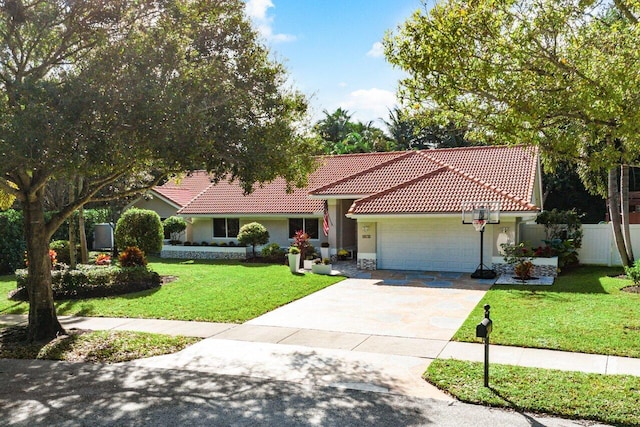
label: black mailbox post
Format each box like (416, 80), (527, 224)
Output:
(476, 304), (492, 387)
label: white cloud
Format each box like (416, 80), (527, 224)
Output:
(338, 82), (348, 87)
(339, 88), (397, 123)
(366, 42), (384, 58)
(245, 0), (296, 43)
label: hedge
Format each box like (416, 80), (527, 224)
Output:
(13, 265), (160, 300)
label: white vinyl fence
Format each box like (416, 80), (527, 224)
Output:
(520, 223), (640, 266)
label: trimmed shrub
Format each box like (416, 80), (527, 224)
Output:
(237, 222), (269, 258)
(261, 243), (283, 259)
(49, 240), (72, 265)
(115, 208), (163, 254)
(119, 246), (147, 268)
(163, 216), (187, 241)
(0, 209), (26, 274)
(13, 264), (160, 300)
(625, 260), (640, 285)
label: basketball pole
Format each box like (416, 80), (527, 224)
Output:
(471, 223), (496, 279)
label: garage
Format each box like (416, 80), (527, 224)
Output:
(377, 218), (483, 272)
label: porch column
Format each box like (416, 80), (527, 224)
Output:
(357, 222), (377, 270)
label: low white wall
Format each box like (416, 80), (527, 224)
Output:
(520, 223), (640, 267)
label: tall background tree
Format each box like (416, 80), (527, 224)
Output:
(0, 0), (315, 341)
(385, 0), (640, 265)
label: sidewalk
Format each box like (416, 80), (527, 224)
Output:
(2, 313), (640, 378)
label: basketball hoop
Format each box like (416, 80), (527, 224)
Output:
(462, 201), (501, 280)
(472, 219), (486, 232)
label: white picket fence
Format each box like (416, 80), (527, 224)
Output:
(520, 223), (640, 266)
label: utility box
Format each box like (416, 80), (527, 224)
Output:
(93, 223), (114, 250)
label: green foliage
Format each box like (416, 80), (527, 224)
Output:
(14, 265), (159, 300)
(288, 246), (300, 254)
(49, 240), (71, 265)
(115, 209), (163, 255)
(314, 108), (394, 154)
(118, 246), (148, 268)
(237, 222), (269, 258)
(0, 209), (26, 274)
(536, 208), (583, 267)
(261, 243), (284, 260)
(162, 216), (187, 241)
(385, 0), (640, 203)
(536, 209), (584, 247)
(624, 259), (640, 285)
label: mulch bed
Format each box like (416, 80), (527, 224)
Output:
(622, 285), (640, 294)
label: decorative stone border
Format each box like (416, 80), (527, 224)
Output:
(357, 257), (377, 271)
(161, 245), (249, 260)
(491, 256), (558, 277)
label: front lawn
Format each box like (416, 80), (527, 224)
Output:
(0, 258), (343, 323)
(426, 359), (640, 427)
(453, 266), (640, 357)
(0, 326), (199, 363)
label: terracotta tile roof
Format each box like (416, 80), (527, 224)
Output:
(347, 164), (536, 215)
(178, 152), (407, 215)
(153, 171), (214, 207)
(310, 151), (443, 196)
(170, 145), (539, 216)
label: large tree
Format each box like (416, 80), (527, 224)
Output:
(0, 0), (315, 341)
(385, 0), (640, 266)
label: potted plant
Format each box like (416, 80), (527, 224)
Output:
(303, 255), (315, 270)
(312, 257), (332, 275)
(320, 241), (330, 260)
(337, 248), (349, 260)
(292, 230), (312, 268)
(288, 247), (301, 273)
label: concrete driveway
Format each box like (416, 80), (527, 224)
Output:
(132, 273), (492, 399)
(247, 273), (491, 343)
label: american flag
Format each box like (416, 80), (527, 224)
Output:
(323, 200), (330, 237)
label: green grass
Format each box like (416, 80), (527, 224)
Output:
(426, 359), (640, 427)
(454, 266), (640, 357)
(0, 326), (199, 363)
(0, 258), (343, 323)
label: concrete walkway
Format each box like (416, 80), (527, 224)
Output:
(2, 312), (640, 378)
(2, 274), (640, 400)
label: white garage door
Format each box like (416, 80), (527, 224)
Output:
(377, 218), (482, 272)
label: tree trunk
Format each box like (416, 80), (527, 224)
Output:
(79, 206), (88, 264)
(24, 189), (65, 342)
(69, 213), (77, 269)
(621, 164), (634, 264)
(608, 167), (631, 267)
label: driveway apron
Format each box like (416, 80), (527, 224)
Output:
(131, 272), (492, 400)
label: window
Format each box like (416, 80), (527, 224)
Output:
(213, 218), (239, 238)
(288, 218), (319, 239)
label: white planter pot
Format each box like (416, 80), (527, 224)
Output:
(303, 259), (314, 270)
(312, 263), (332, 275)
(288, 254), (301, 273)
(320, 247), (330, 260)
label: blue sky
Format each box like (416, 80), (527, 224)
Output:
(244, 0), (432, 126)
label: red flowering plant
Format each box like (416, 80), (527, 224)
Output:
(292, 230), (312, 267)
(95, 253), (112, 266)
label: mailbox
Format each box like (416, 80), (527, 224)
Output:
(476, 317), (492, 338)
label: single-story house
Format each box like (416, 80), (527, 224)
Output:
(135, 145), (543, 272)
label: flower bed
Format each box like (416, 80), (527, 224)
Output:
(11, 265), (160, 300)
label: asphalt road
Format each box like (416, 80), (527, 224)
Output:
(0, 359), (609, 427)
